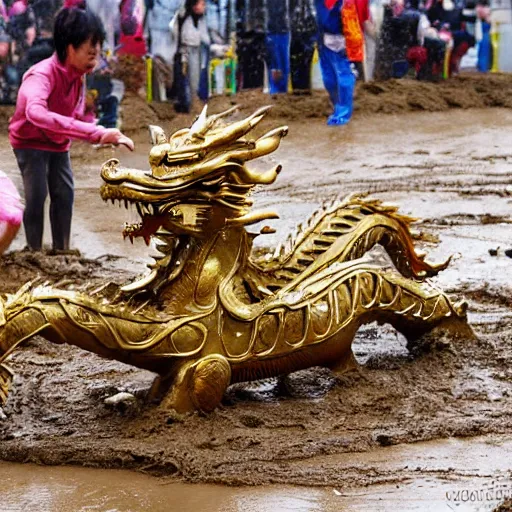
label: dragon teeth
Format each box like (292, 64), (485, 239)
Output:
(136, 203), (152, 216)
(155, 228), (173, 235)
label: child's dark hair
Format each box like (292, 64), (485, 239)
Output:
(54, 8), (105, 63)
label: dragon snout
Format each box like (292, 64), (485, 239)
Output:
(100, 158), (122, 182)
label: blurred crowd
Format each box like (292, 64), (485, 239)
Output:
(0, 0), (500, 119)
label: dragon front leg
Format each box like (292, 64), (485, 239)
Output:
(0, 284), (178, 409)
(159, 354), (232, 414)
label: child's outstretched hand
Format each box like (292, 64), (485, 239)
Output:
(99, 129), (135, 151)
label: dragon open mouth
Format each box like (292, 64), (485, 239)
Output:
(122, 202), (165, 245)
(101, 195), (168, 245)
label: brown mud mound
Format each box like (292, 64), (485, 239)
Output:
(0, 73), (510, 135)
(355, 73), (512, 114)
(113, 73), (512, 137)
(0, 251), (122, 294)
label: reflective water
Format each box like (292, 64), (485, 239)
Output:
(2, 435), (511, 512)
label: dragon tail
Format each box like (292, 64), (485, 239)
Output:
(257, 194), (449, 284)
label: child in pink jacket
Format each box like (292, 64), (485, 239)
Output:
(9, 7), (134, 252)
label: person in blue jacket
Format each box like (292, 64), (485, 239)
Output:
(476, 0), (492, 73)
(265, 0), (291, 94)
(314, 0), (356, 125)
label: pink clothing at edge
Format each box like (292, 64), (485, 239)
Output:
(9, 53), (107, 152)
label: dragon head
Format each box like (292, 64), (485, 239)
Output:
(100, 106), (288, 293)
(100, 106), (288, 243)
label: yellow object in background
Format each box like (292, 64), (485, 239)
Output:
(443, 47), (451, 79)
(209, 58), (224, 96)
(491, 27), (499, 72)
(310, 45), (324, 90)
(146, 56), (153, 103)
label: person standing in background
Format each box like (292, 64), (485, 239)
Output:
(170, 0), (210, 109)
(117, 0), (147, 57)
(476, 0), (491, 72)
(289, 0), (317, 92)
(146, 0), (182, 62)
(351, 0), (373, 79)
(235, 0), (267, 89)
(426, 0), (475, 75)
(265, 0), (291, 94)
(314, 0), (356, 125)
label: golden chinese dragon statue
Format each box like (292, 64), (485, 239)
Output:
(0, 106), (469, 415)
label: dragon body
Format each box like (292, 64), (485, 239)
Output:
(0, 107), (468, 414)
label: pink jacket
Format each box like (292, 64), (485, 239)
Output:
(9, 54), (107, 152)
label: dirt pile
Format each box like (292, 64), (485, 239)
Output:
(356, 73), (512, 114)
(0, 72), (510, 135)
(0, 251), (120, 294)
(114, 73), (512, 137)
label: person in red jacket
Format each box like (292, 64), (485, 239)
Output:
(118, 0), (147, 57)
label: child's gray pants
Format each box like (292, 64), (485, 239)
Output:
(13, 148), (74, 251)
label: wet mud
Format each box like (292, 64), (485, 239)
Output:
(62, 72), (512, 139)
(2, 438), (511, 511)
(0, 102), (511, 494)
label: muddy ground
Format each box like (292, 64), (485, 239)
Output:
(0, 77), (511, 498)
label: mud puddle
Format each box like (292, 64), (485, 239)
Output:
(2, 435), (511, 512)
(0, 107), (511, 495)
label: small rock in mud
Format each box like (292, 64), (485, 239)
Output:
(104, 392), (138, 414)
(104, 392), (136, 405)
(239, 414), (265, 428)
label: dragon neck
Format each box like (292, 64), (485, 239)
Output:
(152, 226), (250, 312)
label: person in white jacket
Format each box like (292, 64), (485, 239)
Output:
(170, 0), (210, 101)
(147, 0), (182, 62)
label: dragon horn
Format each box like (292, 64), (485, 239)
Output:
(205, 105), (240, 129)
(189, 105), (209, 137)
(149, 125), (167, 145)
(211, 104), (240, 121)
(202, 106), (273, 151)
(229, 126), (288, 163)
(189, 106), (241, 141)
